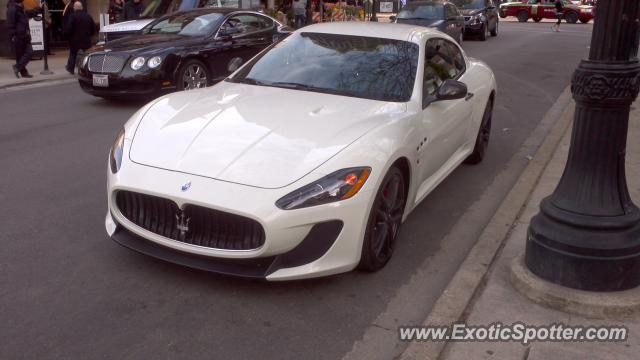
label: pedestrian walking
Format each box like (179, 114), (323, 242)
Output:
(552, 0), (563, 32)
(293, 0), (306, 28)
(109, 0), (125, 23)
(124, 0), (145, 21)
(64, 1), (95, 74)
(5, 0), (42, 78)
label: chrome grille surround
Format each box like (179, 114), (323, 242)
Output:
(88, 54), (126, 73)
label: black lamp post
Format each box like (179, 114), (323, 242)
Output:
(525, 1), (640, 291)
(370, 0), (378, 22)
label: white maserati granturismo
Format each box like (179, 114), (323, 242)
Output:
(105, 22), (496, 280)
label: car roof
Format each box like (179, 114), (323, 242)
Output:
(168, 7), (253, 16)
(299, 22), (441, 43)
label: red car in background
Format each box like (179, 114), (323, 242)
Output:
(502, 0), (595, 23)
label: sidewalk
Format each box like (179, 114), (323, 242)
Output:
(408, 100), (640, 359)
(0, 52), (75, 89)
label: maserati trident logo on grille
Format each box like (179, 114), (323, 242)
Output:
(175, 210), (191, 240)
(181, 181), (191, 192)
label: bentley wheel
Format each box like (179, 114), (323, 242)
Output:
(465, 97), (493, 165)
(517, 10), (529, 22)
(177, 59), (210, 91)
(358, 166), (406, 272)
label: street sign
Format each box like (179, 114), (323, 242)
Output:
(380, 1), (393, 13)
(29, 19), (44, 51)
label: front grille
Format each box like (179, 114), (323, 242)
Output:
(88, 54), (126, 73)
(115, 191), (265, 250)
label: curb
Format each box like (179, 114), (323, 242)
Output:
(0, 75), (76, 91)
(399, 88), (575, 360)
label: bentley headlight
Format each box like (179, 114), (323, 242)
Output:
(110, 128), (125, 173)
(130, 56), (146, 71)
(276, 167), (371, 210)
(148, 56), (162, 69)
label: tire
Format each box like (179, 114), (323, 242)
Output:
(579, 18), (590, 24)
(490, 20), (498, 37)
(565, 11), (578, 24)
(358, 166), (406, 272)
(533, 17), (542, 22)
(479, 23), (488, 41)
(517, 10), (529, 22)
(464, 97), (493, 165)
(176, 59), (210, 91)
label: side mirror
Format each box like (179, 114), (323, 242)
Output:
(389, 15), (397, 21)
(436, 79), (468, 101)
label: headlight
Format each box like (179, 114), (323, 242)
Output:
(110, 129), (125, 173)
(276, 167), (371, 210)
(148, 56), (162, 69)
(130, 56), (146, 71)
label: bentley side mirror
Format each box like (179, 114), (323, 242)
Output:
(435, 79), (468, 101)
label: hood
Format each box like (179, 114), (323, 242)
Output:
(101, 19), (154, 33)
(396, 19), (444, 28)
(460, 9), (483, 16)
(129, 82), (406, 189)
(93, 33), (196, 54)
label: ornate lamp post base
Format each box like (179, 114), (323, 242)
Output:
(524, 0), (640, 293)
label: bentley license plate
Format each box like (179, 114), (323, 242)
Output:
(93, 74), (109, 87)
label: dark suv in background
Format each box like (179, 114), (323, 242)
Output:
(391, 1), (465, 44)
(451, 0), (499, 40)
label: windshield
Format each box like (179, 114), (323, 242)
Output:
(229, 32), (419, 102)
(397, 4), (444, 20)
(145, 12), (222, 36)
(452, 0), (486, 9)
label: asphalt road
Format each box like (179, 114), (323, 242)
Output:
(0, 22), (592, 360)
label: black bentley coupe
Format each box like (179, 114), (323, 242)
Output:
(77, 8), (291, 99)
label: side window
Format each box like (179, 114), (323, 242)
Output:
(423, 39), (461, 96)
(221, 14), (271, 36)
(445, 40), (466, 75)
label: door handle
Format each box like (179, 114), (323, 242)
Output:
(465, 92), (474, 101)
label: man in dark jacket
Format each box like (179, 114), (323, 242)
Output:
(6, 0), (42, 78)
(64, 1), (95, 74)
(124, 0), (145, 21)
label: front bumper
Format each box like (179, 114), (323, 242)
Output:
(109, 214), (344, 279)
(463, 20), (484, 33)
(77, 65), (175, 98)
(106, 158), (376, 281)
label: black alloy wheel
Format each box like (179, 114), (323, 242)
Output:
(517, 10), (529, 22)
(358, 166), (406, 271)
(177, 59), (210, 91)
(465, 98), (493, 165)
